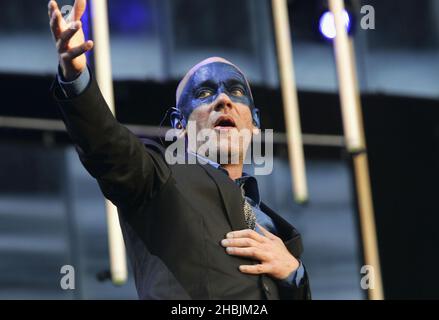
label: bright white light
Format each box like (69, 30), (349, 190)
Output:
(319, 10), (351, 40)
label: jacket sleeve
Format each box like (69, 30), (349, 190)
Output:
(52, 69), (171, 212)
(260, 202), (312, 300)
(274, 229), (312, 300)
(277, 263), (312, 300)
(279, 227), (312, 300)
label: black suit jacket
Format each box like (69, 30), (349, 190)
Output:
(52, 71), (311, 300)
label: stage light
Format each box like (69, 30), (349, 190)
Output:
(319, 10), (351, 40)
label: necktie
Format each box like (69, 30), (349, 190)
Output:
(240, 184), (257, 230)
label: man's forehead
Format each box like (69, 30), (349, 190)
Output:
(176, 57), (250, 105)
(190, 63), (245, 84)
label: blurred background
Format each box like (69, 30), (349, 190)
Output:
(0, 0), (438, 299)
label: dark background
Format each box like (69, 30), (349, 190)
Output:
(1, 0), (439, 299)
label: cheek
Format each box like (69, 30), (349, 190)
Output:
(188, 105), (211, 129)
(237, 104), (254, 128)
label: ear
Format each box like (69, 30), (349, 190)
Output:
(252, 107), (261, 129)
(170, 108), (186, 129)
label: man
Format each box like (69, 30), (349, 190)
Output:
(48, 0), (311, 299)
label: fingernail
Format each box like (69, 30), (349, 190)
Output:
(221, 239), (229, 246)
(226, 247), (233, 253)
(226, 233), (233, 239)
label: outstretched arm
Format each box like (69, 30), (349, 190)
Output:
(49, 1), (170, 211)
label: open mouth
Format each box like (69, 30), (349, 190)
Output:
(214, 116), (236, 130)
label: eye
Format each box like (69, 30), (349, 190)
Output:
(196, 89), (213, 99)
(230, 87), (245, 97)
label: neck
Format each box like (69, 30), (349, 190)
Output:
(221, 163), (243, 180)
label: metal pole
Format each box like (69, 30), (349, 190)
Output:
(271, 0), (308, 203)
(328, 0), (383, 300)
(90, 0), (127, 285)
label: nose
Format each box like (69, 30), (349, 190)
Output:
(213, 93), (233, 112)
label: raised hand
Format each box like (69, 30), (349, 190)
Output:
(48, 0), (94, 81)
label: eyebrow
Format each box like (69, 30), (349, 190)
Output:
(196, 75), (246, 88)
(225, 78), (246, 87)
(193, 79), (217, 90)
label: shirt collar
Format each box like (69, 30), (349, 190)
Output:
(235, 174), (261, 206)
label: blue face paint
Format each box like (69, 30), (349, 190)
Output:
(177, 62), (255, 122)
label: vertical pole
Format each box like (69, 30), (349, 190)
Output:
(62, 150), (83, 299)
(328, 0), (383, 300)
(90, 0), (127, 285)
(271, 0), (308, 203)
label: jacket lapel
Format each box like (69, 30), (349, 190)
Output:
(197, 160), (304, 257)
(199, 163), (248, 231)
(260, 202), (304, 258)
